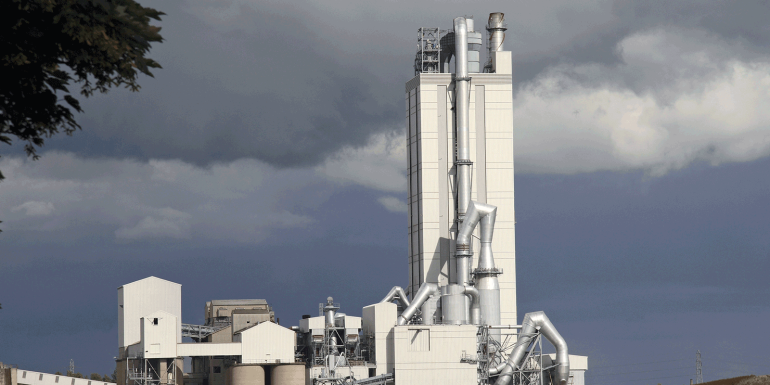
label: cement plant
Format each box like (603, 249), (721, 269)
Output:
(1, 13), (588, 385)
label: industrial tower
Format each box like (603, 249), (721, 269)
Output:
(406, 15), (516, 326)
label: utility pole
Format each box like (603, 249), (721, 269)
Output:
(696, 350), (703, 384)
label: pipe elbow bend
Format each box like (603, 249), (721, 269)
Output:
(463, 285), (479, 305)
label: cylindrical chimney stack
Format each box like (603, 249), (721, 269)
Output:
(486, 13), (506, 72)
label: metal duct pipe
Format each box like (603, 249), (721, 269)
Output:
(397, 283), (439, 326)
(380, 286), (411, 308)
(464, 285), (481, 325)
(456, 201), (501, 330)
(456, 201), (497, 259)
(492, 311), (570, 385)
(456, 201), (497, 286)
(453, 17), (472, 223)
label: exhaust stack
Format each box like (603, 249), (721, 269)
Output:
(485, 12), (506, 72)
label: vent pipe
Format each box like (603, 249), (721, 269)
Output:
(485, 13), (506, 72)
(491, 311), (570, 385)
(380, 286), (410, 309)
(323, 297), (339, 327)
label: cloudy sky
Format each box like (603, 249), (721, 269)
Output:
(2, 0), (770, 383)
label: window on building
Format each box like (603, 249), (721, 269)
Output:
(56, 376), (60, 383)
(40, 374), (44, 381)
(152, 318), (158, 325)
(213, 367), (221, 374)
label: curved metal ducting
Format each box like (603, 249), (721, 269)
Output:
(491, 311), (570, 385)
(380, 286), (411, 308)
(455, 201), (500, 328)
(464, 285), (481, 325)
(397, 283), (439, 325)
(456, 201), (497, 258)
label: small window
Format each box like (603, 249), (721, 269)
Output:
(152, 318), (158, 325)
(22, 372), (27, 379)
(213, 367), (221, 374)
(88, 381), (92, 385)
(72, 379), (76, 385)
(56, 376), (60, 383)
(40, 374), (44, 380)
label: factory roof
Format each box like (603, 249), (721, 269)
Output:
(117, 276), (181, 290)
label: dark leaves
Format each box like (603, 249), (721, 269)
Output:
(0, 0), (164, 181)
(63, 94), (81, 112)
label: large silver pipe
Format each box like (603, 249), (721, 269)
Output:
(476, 203), (500, 331)
(456, 201), (501, 329)
(456, 201), (497, 284)
(453, 17), (472, 223)
(492, 311), (570, 385)
(397, 283), (439, 326)
(456, 201), (497, 258)
(380, 286), (411, 308)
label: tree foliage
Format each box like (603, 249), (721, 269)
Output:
(0, 0), (164, 180)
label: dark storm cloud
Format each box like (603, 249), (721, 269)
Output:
(35, 0), (770, 169)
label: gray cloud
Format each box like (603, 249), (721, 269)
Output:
(0, 131), (404, 250)
(27, 0), (768, 176)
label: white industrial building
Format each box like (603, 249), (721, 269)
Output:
(115, 277), (301, 385)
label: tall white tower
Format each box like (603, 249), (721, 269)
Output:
(406, 17), (516, 325)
